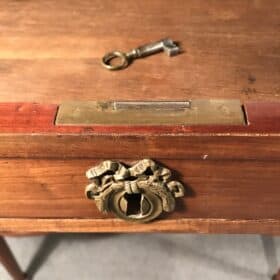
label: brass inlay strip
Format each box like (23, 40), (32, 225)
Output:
(55, 100), (246, 126)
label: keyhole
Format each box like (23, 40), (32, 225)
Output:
(124, 193), (142, 215)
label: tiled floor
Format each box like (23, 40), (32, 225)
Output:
(1, 234), (279, 280)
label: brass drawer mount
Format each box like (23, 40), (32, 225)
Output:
(85, 159), (184, 223)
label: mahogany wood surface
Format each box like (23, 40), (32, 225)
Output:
(0, 0), (279, 235)
(0, 236), (26, 280)
(0, 159), (279, 220)
(0, 134), (279, 160)
(0, 102), (279, 162)
(0, 102), (279, 134)
(0, 1), (279, 104)
(2, 218), (280, 235)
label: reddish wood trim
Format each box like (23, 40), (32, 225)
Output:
(0, 103), (57, 132)
(0, 236), (26, 280)
(1, 218), (280, 235)
(0, 102), (279, 134)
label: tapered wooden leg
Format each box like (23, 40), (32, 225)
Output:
(0, 236), (26, 280)
(274, 270), (280, 280)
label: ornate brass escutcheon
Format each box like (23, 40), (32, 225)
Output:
(85, 159), (184, 223)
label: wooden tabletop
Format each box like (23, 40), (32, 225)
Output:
(0, 0), (279, 103)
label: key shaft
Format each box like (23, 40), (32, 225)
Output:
(127, 38), (180, 59)
(102, 38), (180, 70)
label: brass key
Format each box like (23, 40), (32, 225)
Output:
(102, 38), (180, 71)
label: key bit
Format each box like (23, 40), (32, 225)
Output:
(102, 38), (180, 71)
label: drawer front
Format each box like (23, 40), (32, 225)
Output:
(0, 159), (279, 220)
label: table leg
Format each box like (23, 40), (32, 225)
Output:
(0, 236), (26, 280)
(274, 270), (280, 280)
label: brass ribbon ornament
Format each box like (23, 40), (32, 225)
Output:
(85, 159), (184, 223)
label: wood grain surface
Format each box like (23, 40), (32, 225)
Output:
(0, 102), (279, 161)
(0, 1), (280, 235)
(0, 0), (279, 103)
(0, 134), (279, 160)
(0, 159), (279, 220)
(0, 102), (280, 133)
(2, 218), (280, 235)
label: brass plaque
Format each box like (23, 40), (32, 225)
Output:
(55, 100), (246, 126)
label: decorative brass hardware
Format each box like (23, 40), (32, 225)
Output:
(56, 100), (246, 126)
(85, 159), (184, 223)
